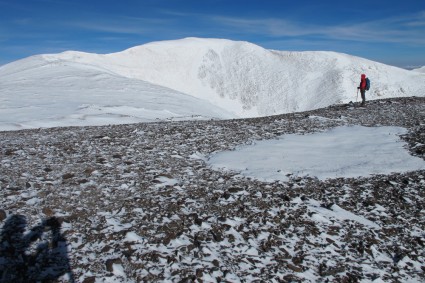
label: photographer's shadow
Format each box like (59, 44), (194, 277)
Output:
(0, 214), (74, 282)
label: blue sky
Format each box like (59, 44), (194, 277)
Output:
(1, 0), (424, 68)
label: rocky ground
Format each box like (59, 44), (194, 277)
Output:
(1, 97), (425, 282)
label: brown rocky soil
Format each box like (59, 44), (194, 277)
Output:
(1, 97), (424, 282)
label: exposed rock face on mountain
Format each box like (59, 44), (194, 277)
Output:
(1, 97), (425, 282)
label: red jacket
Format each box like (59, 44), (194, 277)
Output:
(359, 74), (367, 90)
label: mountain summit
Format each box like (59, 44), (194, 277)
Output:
(1, 38), (424, 130)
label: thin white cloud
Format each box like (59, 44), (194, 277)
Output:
(211, 11), (425, 45)
(71, 21), (148, 35)
(212, 16), (314, 37)
(331, 13), (425, 45)
(64, 16), (175, 36)
(403, 10), (425, 27)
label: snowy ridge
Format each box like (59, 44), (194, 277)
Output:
(1, 37), (425, 131)
(38, 37), (425, 115)
(412, 66), (425, 73)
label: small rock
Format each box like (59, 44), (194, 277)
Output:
(212, 259), (220, 267)
(287, 263), (303, 272)
(194, 217), (203, 226)
(82, 277), (96, 283)
(62, 173), (75, 180)
(319, 263), (346, 276)
(78, 179), (89, 184)
(210, 229), (223, 242)
(280, 194), (291, 201)
(196, 268), (203, 278)
(292, 254), (304, 265)
(44, 167), (53, 172)
(221, 192), (231, 199)
(0, 209), (7, 222)
(84, 168), (96, 176)
(106, 258), (122, 272)
(42, 207), (54, 217)
(217, 216), (226, 222)
(228, 187), (243, 193)
(101, 245), (113, 253)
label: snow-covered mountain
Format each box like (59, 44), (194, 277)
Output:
(0, 53), (234, 131)
(412, 66), (425, 73)
(1, 37), (424, 131)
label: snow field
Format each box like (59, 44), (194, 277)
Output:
(207, 125), (425, 181)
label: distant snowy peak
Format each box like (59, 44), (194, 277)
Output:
(412, 66), (425, 73)
(3, 37), (425, 118)
(41, 38), (272, 116)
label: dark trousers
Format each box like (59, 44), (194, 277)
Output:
(360, 89), (366, 105)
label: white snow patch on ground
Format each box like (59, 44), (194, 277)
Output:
(307, 199), (380, 228)
(208, 125), (425, 181)
(154, 176), (179, 188)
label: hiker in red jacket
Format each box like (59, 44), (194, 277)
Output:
(357, 74), (367, 106)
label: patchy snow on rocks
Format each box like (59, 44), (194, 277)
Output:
(1, 97), (425, 282)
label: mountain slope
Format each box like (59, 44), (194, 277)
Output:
(412, 66), (425, 73)
(0, 55), (235, 131)
(40, 37), (425, 116)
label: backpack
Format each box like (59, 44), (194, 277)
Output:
(365, 78), (370, 91)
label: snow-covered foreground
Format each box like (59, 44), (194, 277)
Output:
(1, 38), (425, 131)
(208, 125), (425, 181)
(1, 97), (425, 282)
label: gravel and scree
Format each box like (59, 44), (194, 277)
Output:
(1, 97), (425, 282)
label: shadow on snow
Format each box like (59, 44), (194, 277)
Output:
(0, 214), (75, 282)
